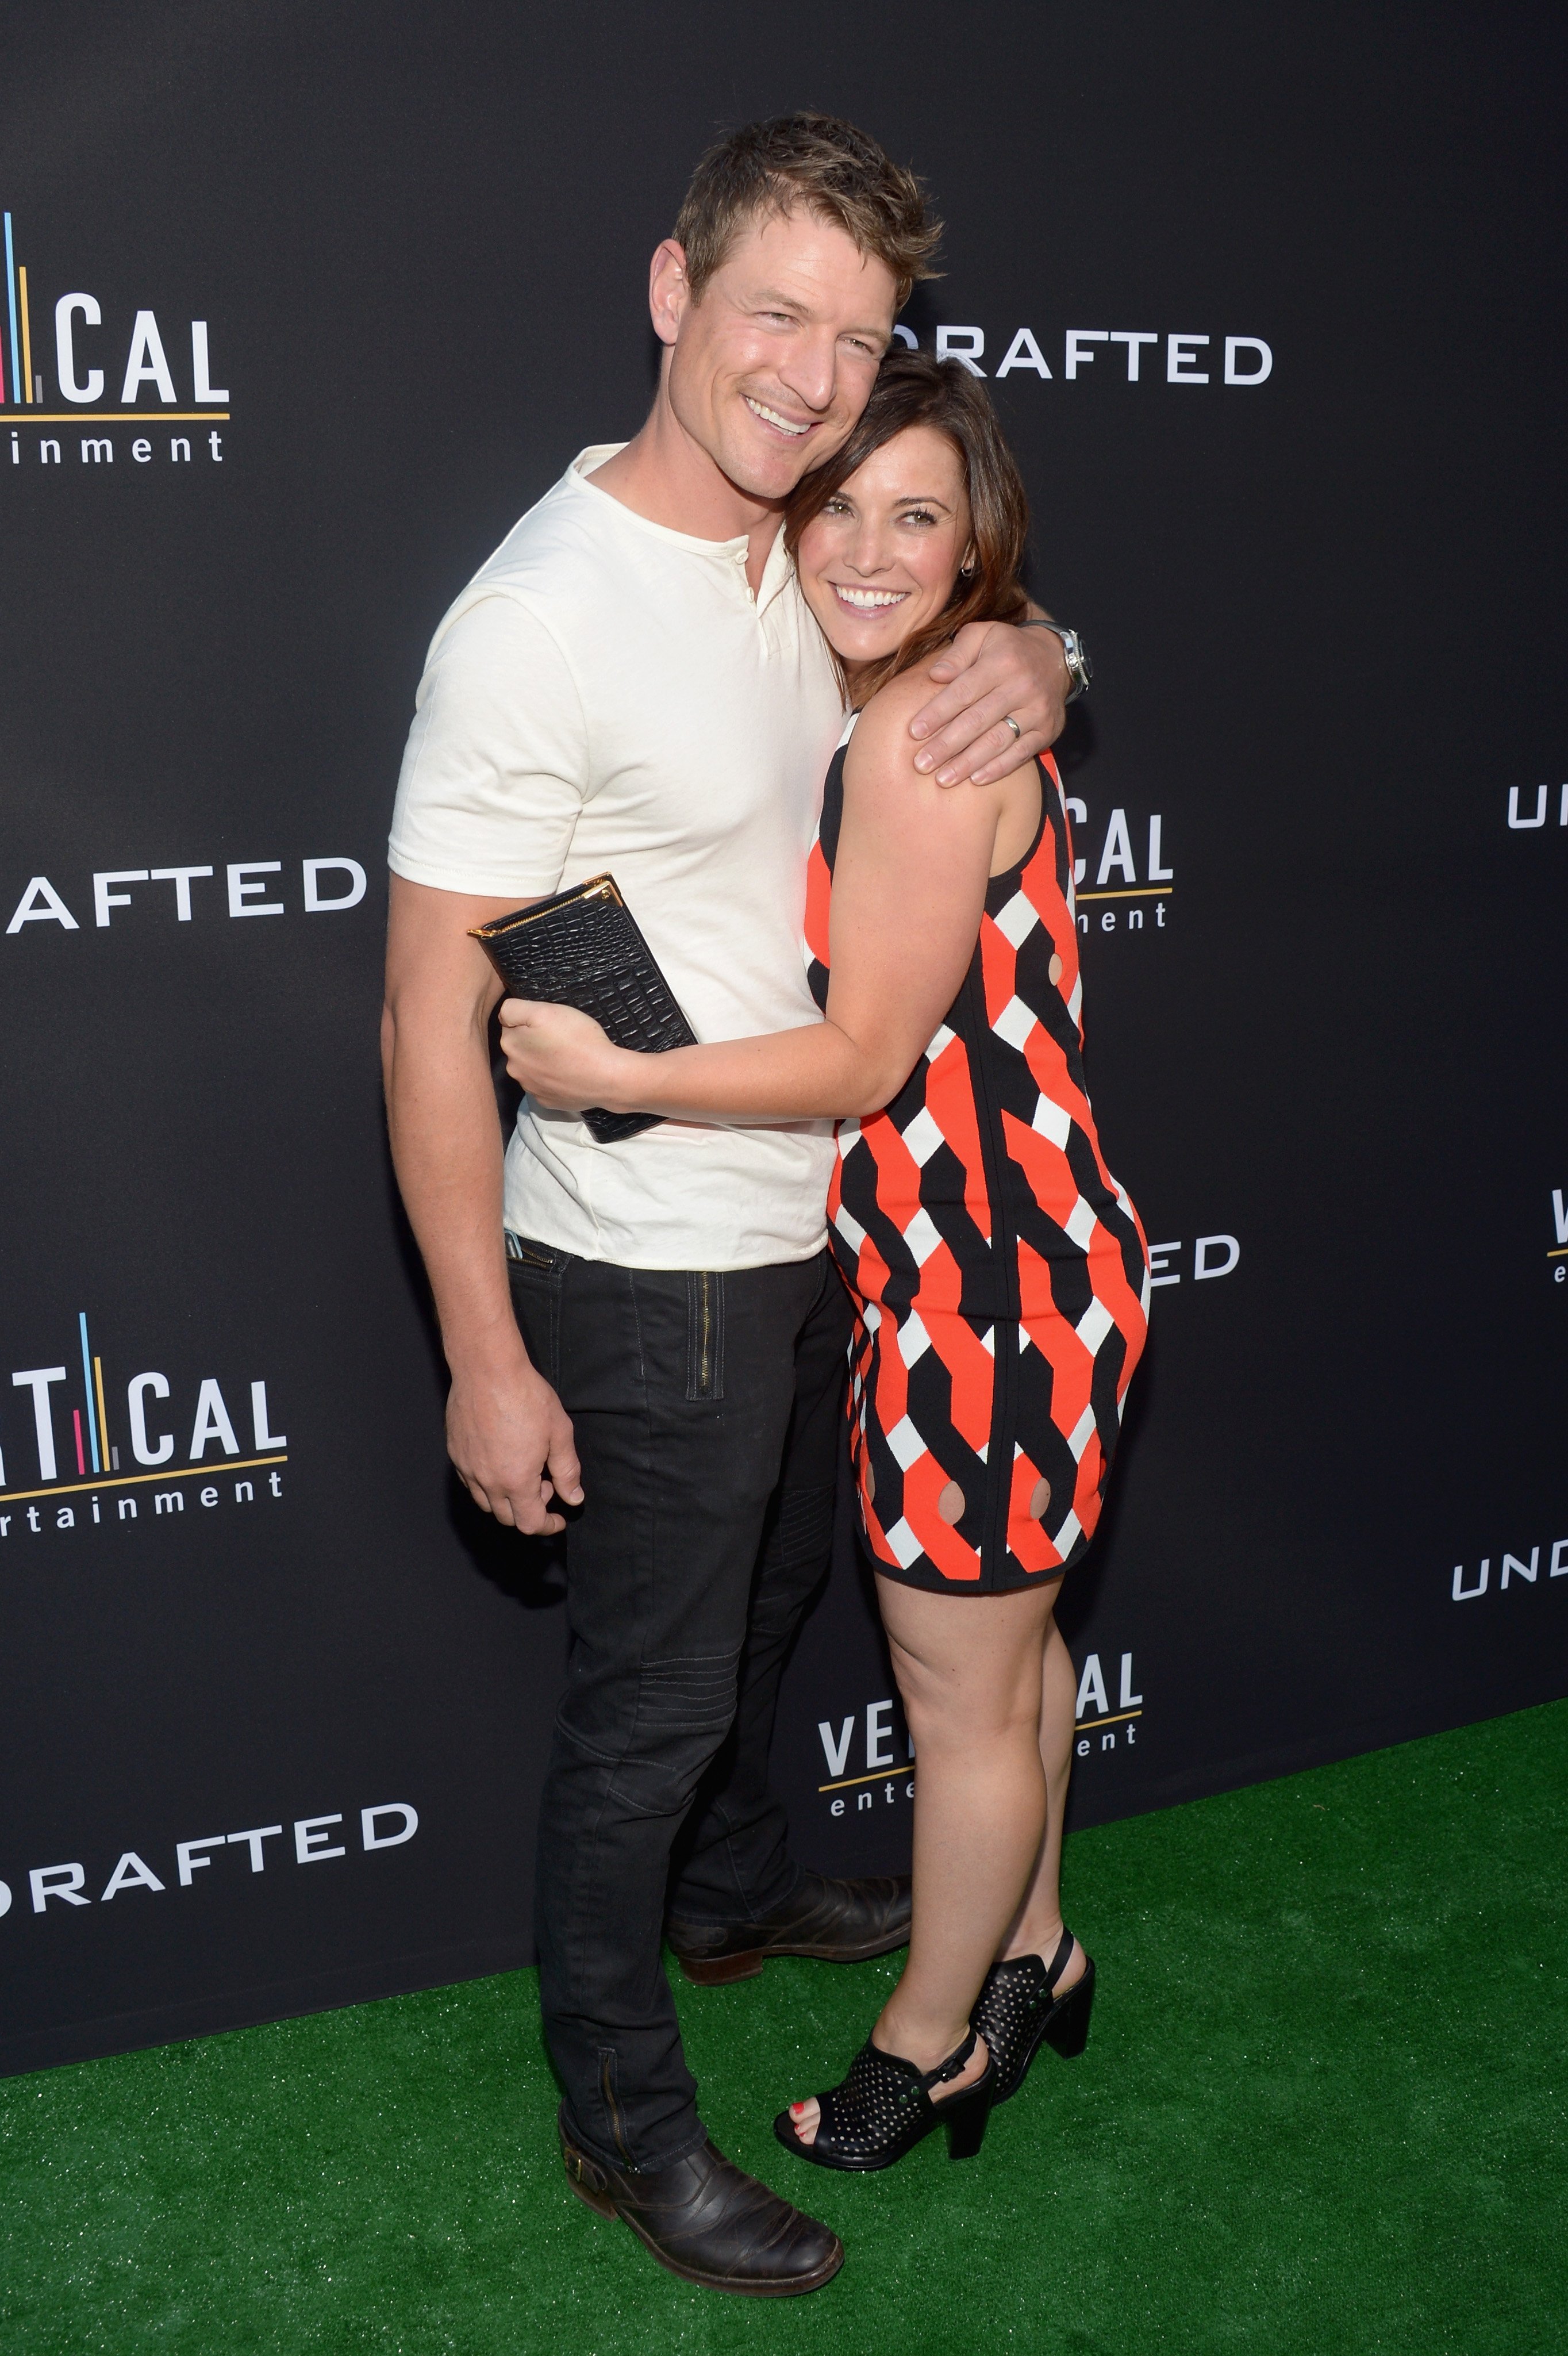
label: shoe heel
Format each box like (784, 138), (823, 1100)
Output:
(678, 1948), (764, 1987)
(943, 2085), (991, 2161)
(566, 2171), (618, 2220)
(560, 2132), (620, 2219)
(1042, 1960), (1095, 2059)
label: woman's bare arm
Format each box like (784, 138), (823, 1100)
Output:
(500, 674), (1009, 1122)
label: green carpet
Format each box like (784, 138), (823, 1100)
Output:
(3, 1705), (1565, 2355)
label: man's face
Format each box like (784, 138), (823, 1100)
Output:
(660, 207), (898, 505)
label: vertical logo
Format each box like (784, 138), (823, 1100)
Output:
(1067, 797), (1175, 937)
(811, 1654), (1147, 1823)
(2, 208), (230, 467)
(1, 1309), (287, 1540)
(1072, 1651), (1143, 1756)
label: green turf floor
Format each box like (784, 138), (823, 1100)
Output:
(3, 1703), (1565, 2355)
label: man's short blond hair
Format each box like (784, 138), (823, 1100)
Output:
(672, 113), (941, 312)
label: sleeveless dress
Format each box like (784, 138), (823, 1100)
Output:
(805, 723), (1150, 1594)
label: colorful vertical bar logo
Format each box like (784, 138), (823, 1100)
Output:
(78, 1311), (103, 1475)
(3, 211), (36, 405)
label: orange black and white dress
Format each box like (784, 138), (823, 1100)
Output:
(805, 723), (1151, 1594)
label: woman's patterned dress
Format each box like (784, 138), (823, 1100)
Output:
(805, 729), (1150, 1593)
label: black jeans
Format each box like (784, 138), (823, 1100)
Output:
(506, 1238), (852, 2172)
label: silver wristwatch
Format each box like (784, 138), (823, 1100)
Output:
(1023, 618), (1092, 701)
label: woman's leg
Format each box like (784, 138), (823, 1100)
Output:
(787, 1575), (1055, 2143)
(993, 1607), (1086, 1985)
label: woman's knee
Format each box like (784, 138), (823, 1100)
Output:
(887, 1647), (951, 1749)
(892, 1645), (1044, 1754)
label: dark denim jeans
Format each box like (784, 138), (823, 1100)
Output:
(506, 1238), (852, 2172)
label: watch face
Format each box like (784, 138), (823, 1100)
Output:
(1031, 619), (1090, 694)
(1060, 630), (1090, 698)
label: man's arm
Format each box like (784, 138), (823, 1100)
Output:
(908, 604), (1074, 787)
(382, 872), (583, 1534)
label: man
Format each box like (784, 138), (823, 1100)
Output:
(383, 114), (1075, 2294)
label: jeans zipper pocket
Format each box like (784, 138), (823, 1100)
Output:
(685, 1270), (724, 1400)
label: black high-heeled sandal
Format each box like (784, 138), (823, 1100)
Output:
(971, 1927), (1095, 2106)
(773, 2026), (993, 2173)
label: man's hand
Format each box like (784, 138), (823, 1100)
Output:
(447, 1351), (583, 1536)
(908, 618), (1071, 788)
(383, 873), (585, 1540)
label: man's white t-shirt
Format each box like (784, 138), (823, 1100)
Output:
(389, 447), (845, 1270)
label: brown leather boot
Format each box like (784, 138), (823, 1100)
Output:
(560, 2110), (843, 2295)
(667, 1869), (912, 1986)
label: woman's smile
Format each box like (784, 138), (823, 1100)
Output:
(831, 583), (912, 611)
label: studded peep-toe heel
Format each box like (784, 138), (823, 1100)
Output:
(971, 1927), (1095, 2105)
(773, 2027), (993, 2173)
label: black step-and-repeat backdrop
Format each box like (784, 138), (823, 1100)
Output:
(2, 1), (1565, 2073)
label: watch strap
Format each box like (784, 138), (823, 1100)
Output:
(1020, 617), (1092, 701)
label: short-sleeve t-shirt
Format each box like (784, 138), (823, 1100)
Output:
(388, 447), (846, 1270)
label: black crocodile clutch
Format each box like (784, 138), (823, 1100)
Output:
(471, 873), (697, 1144)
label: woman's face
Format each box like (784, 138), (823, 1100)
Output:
(794, 423), (973, 669)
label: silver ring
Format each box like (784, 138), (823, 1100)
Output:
(1001, 715), (1022, 741)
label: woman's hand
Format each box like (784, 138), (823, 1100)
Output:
(498, 999), (629, 1111)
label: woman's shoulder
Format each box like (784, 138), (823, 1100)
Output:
(844, 662), (944, 779)
(839, 660), (1007, 866)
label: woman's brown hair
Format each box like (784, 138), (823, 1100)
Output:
(783, 349), (1030, 702)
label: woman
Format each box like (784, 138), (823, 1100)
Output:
(500, 352), (1150, 2171)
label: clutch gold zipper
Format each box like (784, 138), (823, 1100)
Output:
(468, 874), (624, 942)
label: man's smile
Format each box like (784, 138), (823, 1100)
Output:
(743, 394), (815, 438)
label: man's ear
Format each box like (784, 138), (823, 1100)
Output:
(649, 240), (691, 348)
